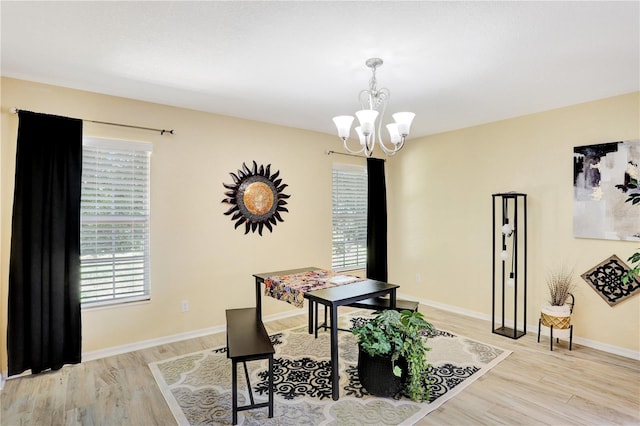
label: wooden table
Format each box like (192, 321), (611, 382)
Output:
(253, 267), (399, 401)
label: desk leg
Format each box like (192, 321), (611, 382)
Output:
(390, 288), (397, 309)
(308, 301), (314, 334)
(255, 280), (262, 319)
(232, 359), (238, 425)
(268, 354), (274, 418)
(330, 304), (339, 401)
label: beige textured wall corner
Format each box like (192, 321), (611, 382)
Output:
(0, 77), (343, 371)
(386, 92), (640, 353)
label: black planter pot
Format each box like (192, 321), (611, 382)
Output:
(357, 345), (408, 397)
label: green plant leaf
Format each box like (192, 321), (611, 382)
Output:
(392, 365), (402, 377)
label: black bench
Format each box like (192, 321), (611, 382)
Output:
(226, 308), (275, 425)
(314, 296), (419, 337)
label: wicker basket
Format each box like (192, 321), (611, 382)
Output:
(540, 311), (571, 329)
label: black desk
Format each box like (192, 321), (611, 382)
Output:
(252, 268), (399, 401)
(303, 280), (398, 400)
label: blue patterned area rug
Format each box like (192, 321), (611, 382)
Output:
(149, 311), (511, 425)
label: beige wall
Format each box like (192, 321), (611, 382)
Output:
(1, 78), (638, 377)
(387, 92), (640, 353)
(0, 77), (353, 372)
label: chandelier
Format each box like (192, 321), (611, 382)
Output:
(332, 58), (415, 157)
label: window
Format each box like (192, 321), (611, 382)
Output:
(80, 137), (152, 306)
(332, 164), (367, 271)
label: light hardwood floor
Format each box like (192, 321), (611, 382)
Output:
(1, 304), (639, 425)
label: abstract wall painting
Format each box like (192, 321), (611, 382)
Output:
(581, 254), (640, 306)
(573, 140), (640, 241)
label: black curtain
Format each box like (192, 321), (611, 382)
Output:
(366, 157), (388, 282)
(7, 111), (83, 376)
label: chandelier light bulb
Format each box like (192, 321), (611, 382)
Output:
(507, 272), (515, 288)
(500, 250), (509, 261)
(386, 123), (401, 145)
(501, 223), (513, 236)
(355, 126), (367, 147)
(393, 112), (415, 136)
(332, 115), (354, 140)
(355, 109), (379, 136)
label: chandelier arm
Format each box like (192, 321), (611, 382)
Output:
(342, 138), (365, 155)
(359, 89), (372, 110)
(372, 86), (404, 155)
(375, 87), (389, 147)
(364, 133), (375, 157)
(377, 137), (405, 156)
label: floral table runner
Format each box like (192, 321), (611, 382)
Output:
(264, 269), (364, 308)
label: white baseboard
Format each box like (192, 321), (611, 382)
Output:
(408, 293), (640, 361)
(570, 335), (640, 360)
(81, 295), (638, 364)
(82, 308), (304, 362)
(82, 325), (225, 362)
(406, 293), (490, 322)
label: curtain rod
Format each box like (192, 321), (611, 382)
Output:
(325, 150), (385, 161)
(10, 107), (174, 136)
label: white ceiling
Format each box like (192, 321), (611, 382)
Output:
(1, 1), (639, 139)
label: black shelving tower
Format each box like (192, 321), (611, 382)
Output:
(492, 192), (527, 339)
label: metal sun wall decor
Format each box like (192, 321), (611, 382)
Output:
(222, 161), (290, 235)
(581, 254), (640, 307)
(573, 140), (640, 241)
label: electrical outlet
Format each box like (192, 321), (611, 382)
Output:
(415, 273), (422, 283)
(181, 300), (189, 312)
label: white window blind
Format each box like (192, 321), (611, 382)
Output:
(332, 164), (367, 271)
(80, 137), (152, 306)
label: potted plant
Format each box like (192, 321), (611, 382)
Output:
(619, 163), (639, 284)
(623, 251), (640, 284)
(352, 309), (434, 401)
(540, 267), (576, 330)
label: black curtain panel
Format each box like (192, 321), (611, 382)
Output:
(366, 158), (388, 282)
(7, 111), (83, 376)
